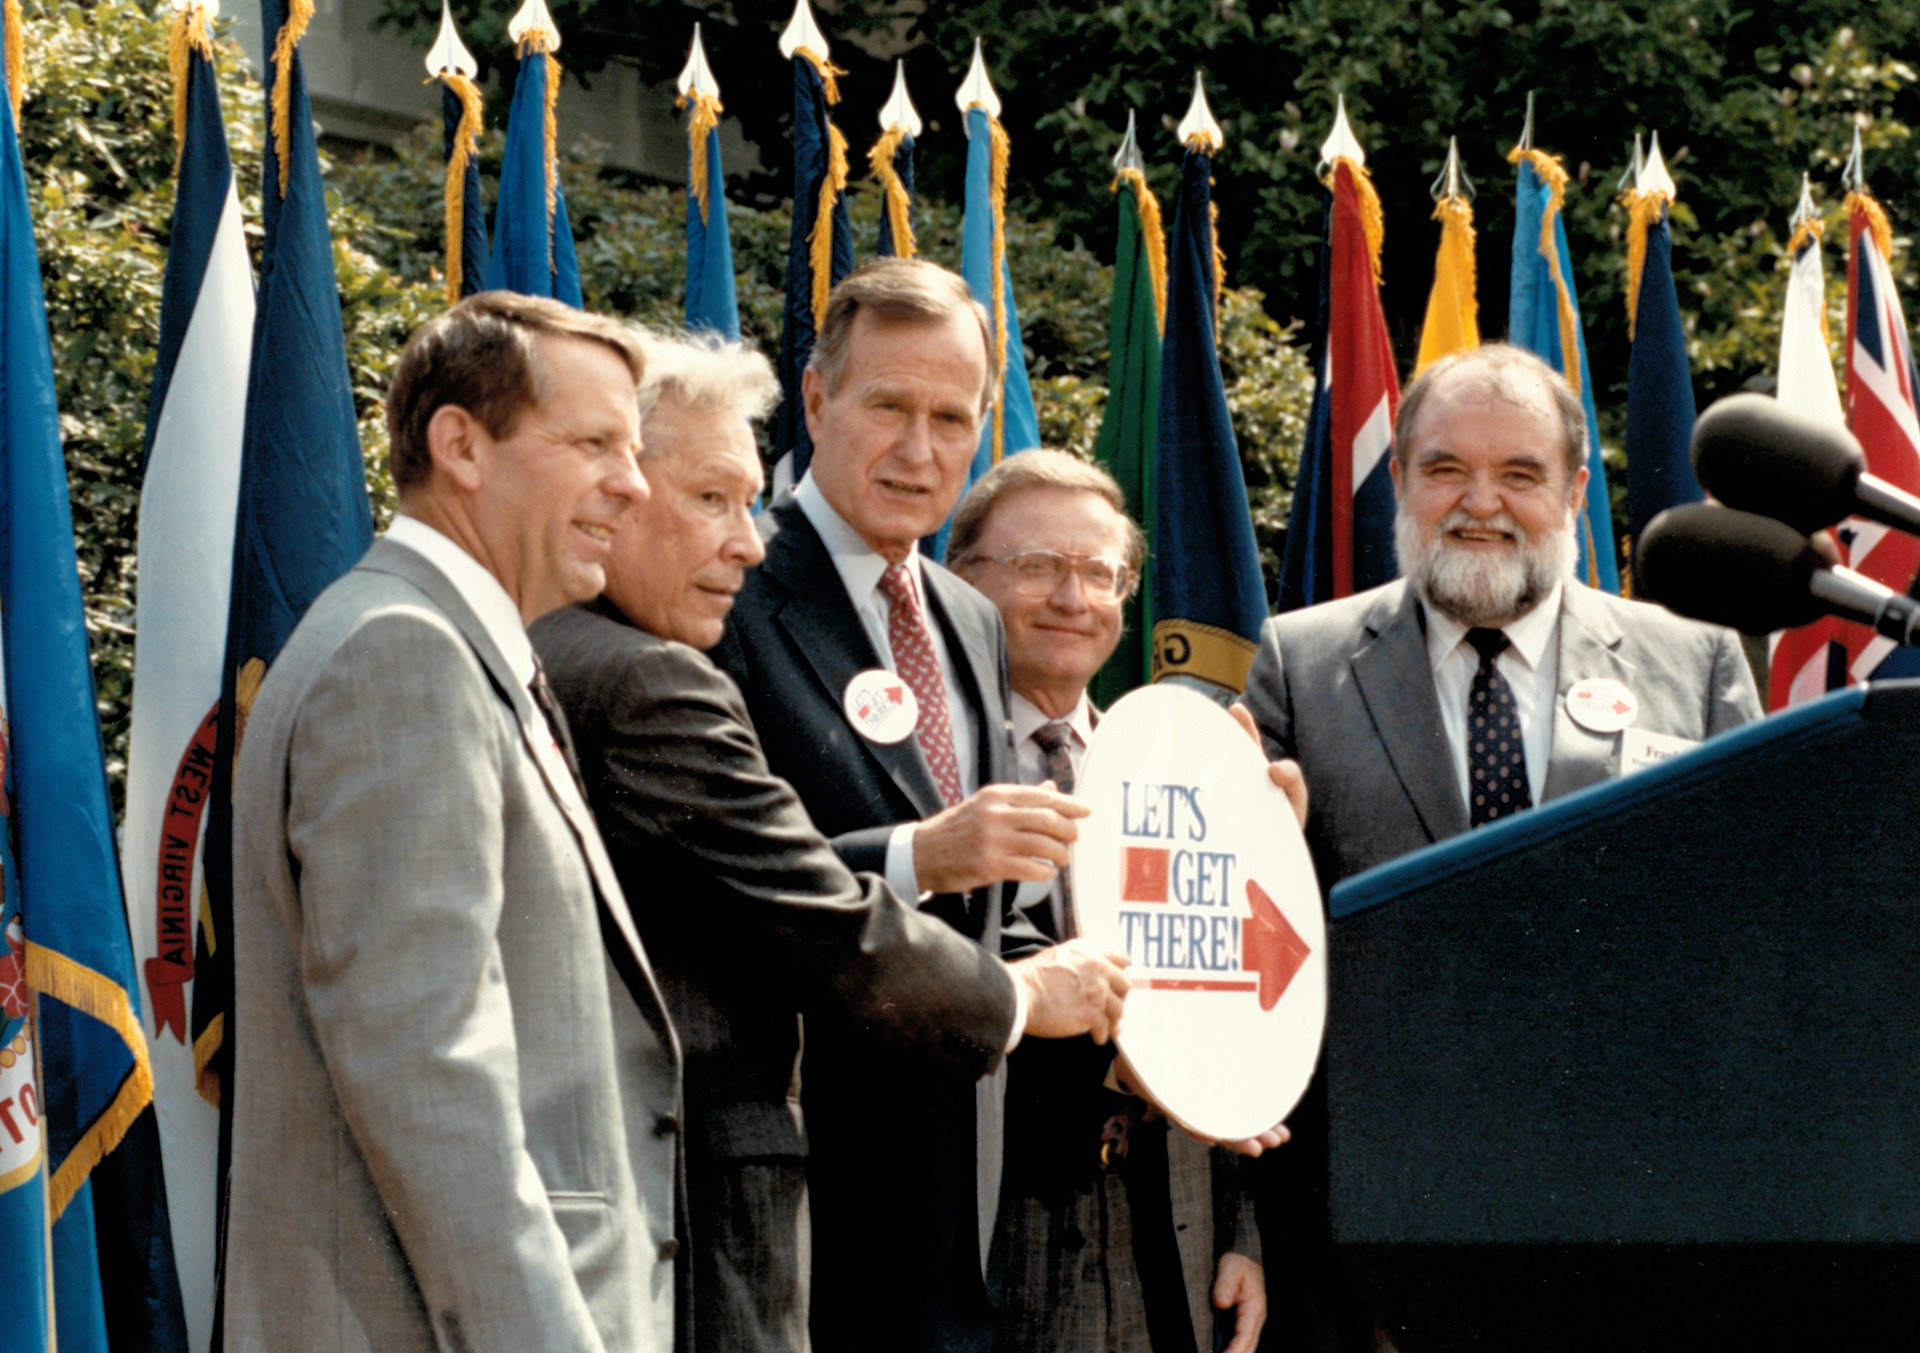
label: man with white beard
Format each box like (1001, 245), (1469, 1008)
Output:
(1237, 342), (1760, 1352)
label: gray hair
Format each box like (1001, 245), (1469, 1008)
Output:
(1394, 342), (1588, 484)
(947, 450), (1145, 589)
(633, 328), (779, 459)
(807, 257), (999, 415)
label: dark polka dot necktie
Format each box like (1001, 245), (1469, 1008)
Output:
(1465, 627), (1532, 828)
(1029, 721), (1077, 937)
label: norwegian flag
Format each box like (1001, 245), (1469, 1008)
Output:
(1770, 201), (1920, 706)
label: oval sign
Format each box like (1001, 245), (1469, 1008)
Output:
(1071, 683), (1326, 1142)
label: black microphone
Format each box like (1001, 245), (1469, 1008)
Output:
(1635, 502), (1920, 645)
(1691, 392), (1920, 537)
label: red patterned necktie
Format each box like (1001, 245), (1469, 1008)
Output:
(879, 563), (964, 808)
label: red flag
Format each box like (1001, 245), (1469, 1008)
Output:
(1327, 158), (1401, 599)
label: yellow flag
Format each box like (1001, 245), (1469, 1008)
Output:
(1415, 194), (1479, 374)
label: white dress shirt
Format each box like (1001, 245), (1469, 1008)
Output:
(794, 473), (980, 899)
(1424, 583), (1562, 812)
(1009, 690), (1094, 939)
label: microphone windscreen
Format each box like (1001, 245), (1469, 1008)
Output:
(1690, 392), (1865, 532)
(1634, 502), (1827, 633)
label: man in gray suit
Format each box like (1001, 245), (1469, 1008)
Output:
(532, 334), (1127, 1353)
(226, 293), (681, 1353)
(1240, 342), (1762, 1350)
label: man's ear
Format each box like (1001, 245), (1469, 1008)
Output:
(1568, 463), (1590, 521)
(801, 366), (826, 448)
(425, 404), (487, 495)
(1389, 451), (1404, 500)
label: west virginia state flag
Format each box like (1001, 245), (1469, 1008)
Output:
(1278, 100), (1399, 611)
(486, 0), (582, 305)
(1508, 137), (1620, 592)
(0, 25), (186, 1353)
(120, 6), (251, 1346)
(194, 0), (373, 1232)
(1151, 83), (1266, 698)
(679, 26), (739, 340)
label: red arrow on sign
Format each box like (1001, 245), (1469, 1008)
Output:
(1242, 879), (1311, 1012)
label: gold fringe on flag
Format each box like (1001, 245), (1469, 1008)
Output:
(1507, 146), (1585, 394)
(1414, 193), (1480, 375)
(987, 113), (1013, 464)
(438, 71), (484, 306)
(678, 87), (722, 227)
(808, 121), (848, 331)
(1844, 189), (1893, 266)
(1788, 212), (1830, 346)
(1620, 185), (1670, 341)
(1112, 166), (1167, 332)
(794, 47), (844, 106)
(168, 5), (216, 170)
(25, 942), (154, 1219)
(268, 0), (315, 199)
(1324, 155), (1385, 287)
(869, 123), (915, 259)
(1208, 197), (1226, 341)
(4, 0), (22, 125)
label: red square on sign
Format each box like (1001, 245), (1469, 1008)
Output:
(1121, 846), (1170, 902)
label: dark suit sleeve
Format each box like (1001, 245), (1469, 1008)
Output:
(1239, 617), (1298, 761)
(586, 636), (1017, 1076)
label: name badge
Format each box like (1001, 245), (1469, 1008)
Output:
(1566, 677), (1639, 734)
(843, 668), (919, 744)
(1621, 726), (1697, 774)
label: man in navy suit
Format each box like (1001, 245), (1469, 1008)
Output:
(711, 259), (1131, 1353)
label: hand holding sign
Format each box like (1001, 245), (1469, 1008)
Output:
(1011, 937), (1130, 1043)
(911, 783), (1089, 894)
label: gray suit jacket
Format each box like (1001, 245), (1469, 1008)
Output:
(531, 599), (1019, 1353)
(1241, 578), (1764, 891)
(225, 540), (682, 1353)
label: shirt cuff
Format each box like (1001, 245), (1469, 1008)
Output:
(885, 822), (922, 904)
(1004, 960), (1028, 1053)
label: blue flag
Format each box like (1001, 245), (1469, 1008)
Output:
(0, 38), (187, 1353)
(875, 130), (913, 258)
(774, 51), (852, 489)
(683, 91), (739, 340)
(443, 82), (487, 301)
(1508, 149), (1620, 591)
(1151, 142), (1267, 697)
(958, 107), (1039, 466)
(486, 40), (582, 306)
(195, 0), (373, 1242)
(1623, 196), (1701, 544)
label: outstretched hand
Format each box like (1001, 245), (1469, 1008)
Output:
(1231, 703), (1308, 829)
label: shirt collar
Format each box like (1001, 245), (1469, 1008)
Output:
(1422, 581), (1564, 674)
(384, 513), (538, 689)
(794, 471), (924, 608)
(1010, 690), (1094, 749)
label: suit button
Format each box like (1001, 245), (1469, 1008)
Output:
(654, 1114), (679, 1138)
(658, 1238), (680, 1261)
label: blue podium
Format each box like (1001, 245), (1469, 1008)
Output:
(1325, 681), (1920, 1351)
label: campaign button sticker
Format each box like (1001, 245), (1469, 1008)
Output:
(842, 669), (919, 745)
(1565, 677), (1639, 734)
(1071, 683), (1325, 1142)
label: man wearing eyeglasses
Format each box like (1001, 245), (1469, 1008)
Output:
(950, 451), (1270, 1353)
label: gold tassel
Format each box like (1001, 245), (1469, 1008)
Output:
(794, 47), (845, 106)
(168, 6), (215, 171)
(1414, 194), (1480, 375)
(439, 72), (483, 307)
(1507, 147), (1585, 394)
(1112, 166), (1167, 333)
(4, 0), (21, 126)
(1844, 190), (1893, 267)
(987, 115), (1014, 464)
(868, 123), (915, 258)
(269, 0), (315, 199)
(194, 1011), (223, 1108)
(678, 88), (722, 227)
(26, 942), (154, 1219)
(1208, 197), (1227, 341)
(808, 121), (848, 331)
(1325, 155), (1384, 287)
(1620, 187), (1669, 341)
(1787, 214), (1831, 347)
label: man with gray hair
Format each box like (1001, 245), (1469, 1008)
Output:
(533, 329), (1041, 1353)
(1238, 341), (1761, 1349)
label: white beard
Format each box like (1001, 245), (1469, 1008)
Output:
(1397, 503), (1579, 628)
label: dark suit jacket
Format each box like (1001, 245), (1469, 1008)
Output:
(710, 499), (1036, 1353)
(532, 599), (1020, 1353)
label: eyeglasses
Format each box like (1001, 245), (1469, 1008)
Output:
(975, 550), (1132, 602)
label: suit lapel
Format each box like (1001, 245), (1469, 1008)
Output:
(356, 542), (668, 1026)
(763, 503), (947, 821)
(1542, 584), (1634, 801)
(1349, 582), (1469, 842)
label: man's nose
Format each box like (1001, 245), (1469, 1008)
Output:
(1458, 471), (1503, 516)
(1048, 568), (1090, 612)
(891, 413), (936, 466)
(727, 506), (767, 567)
(611, 455), (650, 506)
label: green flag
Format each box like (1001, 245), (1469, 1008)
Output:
(1091, 119), (1166, 707)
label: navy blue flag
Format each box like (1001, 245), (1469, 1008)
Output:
(875, 130), (913, 258)
(1151, 140), (1267, 697)
(194, 0), (374, 1285)
(774, 48), (852, 490)
(487, 35), (583, 306)
(0, 29), (187, 1353)
(1622, 196), (1701, 543)
(682, 88), (740, 340)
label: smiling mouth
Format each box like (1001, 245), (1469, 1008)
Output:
(1446, 527), (1515, 545)
(877, 478), (931, 497)
(575, 522), (614, 543)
